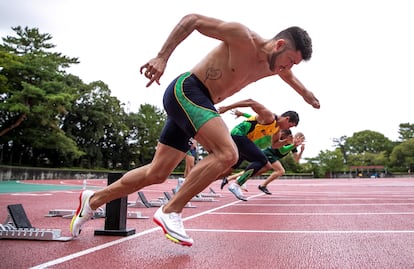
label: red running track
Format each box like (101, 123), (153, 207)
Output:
(1, 178), (414, 269)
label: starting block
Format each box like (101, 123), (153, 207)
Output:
(0, 204), (72, 241)
(127, 211), (148, 219)
(163, 191), (196, 208)
(0, 227), (70, 241)
(171, 188), (218, 202)
(128, 191), (167, 208)
(197, 187), (222, 198)
(45, 209), (76, 218)
(46, 207), (148, 219)
(191, 195), (217, 202)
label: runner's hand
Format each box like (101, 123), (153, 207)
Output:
(140, 57), (166, 87)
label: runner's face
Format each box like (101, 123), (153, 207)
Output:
(269, 48), (302, 72)
(280, 132), (289, 140)
(294, 135), (305, 143)
(279, 117), (297, 130)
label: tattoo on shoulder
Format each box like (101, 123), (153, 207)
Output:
(204, 67), (222, 82)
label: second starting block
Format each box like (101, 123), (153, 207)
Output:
(0, 204), (73, 241)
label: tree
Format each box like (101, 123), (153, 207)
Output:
(389, 138), (414, 171)
(0, 51), (25, 136)
(0, 26), (79, 136)
(0, 26), (83, 166)
(316, 149), (345, 178)
(134, 104), (166, 166)
(332, 135), (349, 164)
(347, 151), (388, 167)
(345, 130), (393, 155)
(61, 81), (127, 168)
(280, 153), (303, 173)
(398, 123), (414, 141)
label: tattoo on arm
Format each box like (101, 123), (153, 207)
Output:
(204, 67), (222, 82)
(177, 23), (190, 33)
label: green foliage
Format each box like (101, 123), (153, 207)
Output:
(315, 126), (413, 177)
(2, 26), (55, 55)
(61, 81), (128, 168)
(316, 148), (345, 177)
(389, 138), (414, 170)
(332, 135), (349, 164)
(345, 130), (393, 155)
(0, 26), (82, 165)
(0, 26), (168, 169)
(279, 153), (302, 173)
(133, 104), (166, 166)
(398, 123), (414, 141)
(346, 151), (388, 167)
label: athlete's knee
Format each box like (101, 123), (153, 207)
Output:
(217, 147), (238, 168)
(151, 175), (168, 184)
(144, 166), (170, 184)
(275, 167), (285, 176)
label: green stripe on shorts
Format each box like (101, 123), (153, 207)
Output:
(174, 72), (219, 131)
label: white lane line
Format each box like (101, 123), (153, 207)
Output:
(10, 193), (52, 196)
(253, 197), (414, 200)
(186, 229), (414, 234)
(209, 212), (414, 216)
(264, 191), (414, 195)
(28, 192), (411, 268)
(29, 199), (246, 269)
(237, 203), (414, 206)
(29, 228), (160, 269)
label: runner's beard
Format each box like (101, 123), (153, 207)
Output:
(268, 50), (284, 72)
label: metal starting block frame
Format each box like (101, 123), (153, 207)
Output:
(45, 209), (76, 218)
(128, 191), (167, 208)
(171, 187), (219, 201)
(46, 207), (148, 219)
(163, 191), (196, 208)
(190, 195), (217, 202)
(1, 204), (73, 241)
(197, 187), (222, 198)
(0, 227), (72, 241)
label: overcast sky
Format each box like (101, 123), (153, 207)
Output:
(1, 0), (412, 159)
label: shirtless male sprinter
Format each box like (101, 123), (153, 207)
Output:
(70, 13), (320, 247)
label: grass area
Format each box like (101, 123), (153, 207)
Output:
(0, 181), (85, 194)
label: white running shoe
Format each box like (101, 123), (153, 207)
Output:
(153, 205), (193, 246)
(228, 182), (247, 201)
(70, 190), (95, 237)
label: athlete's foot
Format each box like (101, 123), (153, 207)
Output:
(220, 177), (228, 190)
(153, 205), (194, 246)
(70, 190), (95, 237)
(228, 182), (247, 201)
(258, 185), (272, 195)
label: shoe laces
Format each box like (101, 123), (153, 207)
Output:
(168, 212), (185, 231)
(232, 184), (243, 196)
